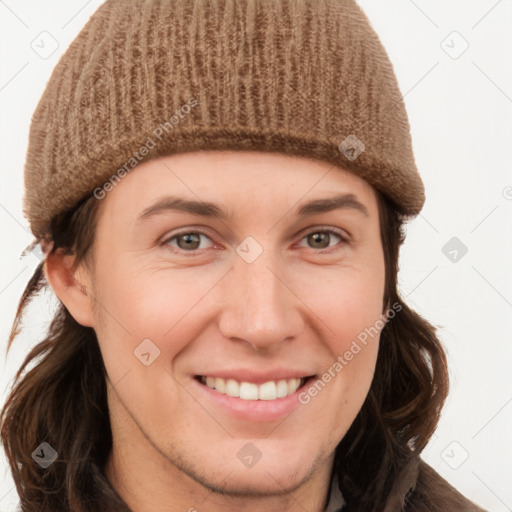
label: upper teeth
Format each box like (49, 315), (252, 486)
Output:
(201, 376), (304, 401)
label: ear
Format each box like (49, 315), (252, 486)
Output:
(44, 249), (96, 327)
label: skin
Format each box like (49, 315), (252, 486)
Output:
(45, 150), (386, 512)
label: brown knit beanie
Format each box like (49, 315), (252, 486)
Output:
(23, 0), (425, 241)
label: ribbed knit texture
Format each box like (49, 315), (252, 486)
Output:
(23, 0), (425, 239)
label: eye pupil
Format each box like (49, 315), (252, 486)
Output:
(308, 232), (330, 249)
(177, 233), (201, 250)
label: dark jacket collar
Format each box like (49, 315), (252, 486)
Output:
(324, 456), (487, 512)
(323, 458), (420, 511)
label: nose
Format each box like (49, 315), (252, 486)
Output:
(218, 250), (304, 352)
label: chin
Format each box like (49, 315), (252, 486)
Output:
(192, 463), (312, 498)
(179, 443), (321, 498)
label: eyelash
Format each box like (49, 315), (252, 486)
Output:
(160, 227), (350, 255)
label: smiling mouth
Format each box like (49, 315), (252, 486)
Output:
(195, 375), (314, 401)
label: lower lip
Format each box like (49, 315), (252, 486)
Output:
(191, 376), (315, 423)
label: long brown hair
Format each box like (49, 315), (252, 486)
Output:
(1, 187), (449, 511)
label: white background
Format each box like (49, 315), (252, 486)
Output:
(1, 1), (511, 511)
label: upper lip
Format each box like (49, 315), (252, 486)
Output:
(194, 369), (316, 385)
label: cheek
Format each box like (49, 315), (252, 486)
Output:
(304, 300), (382, 439)
(91, 262), (222, 364)
(304, 262), (385, 418)
(316, 262), (386, 353)
(90, 266), (209, 423)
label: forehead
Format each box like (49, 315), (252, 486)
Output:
(94, 150), (379, 224)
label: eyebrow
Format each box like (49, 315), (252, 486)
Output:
(136, 193), (369, 224)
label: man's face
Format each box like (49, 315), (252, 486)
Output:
(81, 150), (385, 496)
